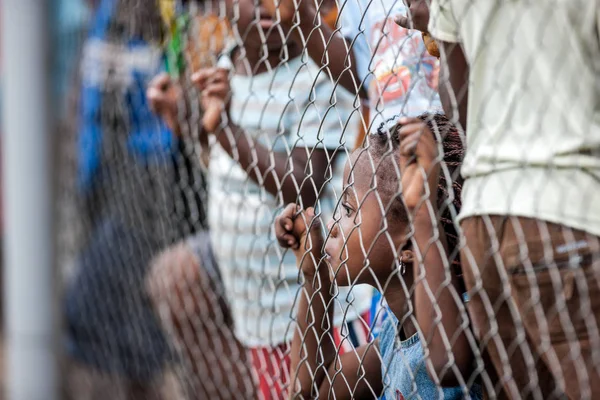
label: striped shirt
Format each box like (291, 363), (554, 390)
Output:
(208, 56), (372, 347)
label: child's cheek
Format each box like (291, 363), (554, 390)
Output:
(343, 235), (367, 283)
(336, 264), (358, 286)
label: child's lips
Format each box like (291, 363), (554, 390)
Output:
(323, 246), (335, 264)
(259, 18), (274, 30)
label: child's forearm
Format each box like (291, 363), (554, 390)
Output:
(438, 40), (469, 133)
(412, 217), (473, 386)
(214, 122), (326, 206)
(296, 3), (367, 99)
(291, 260), (383, 399)
(289, 259), (335, 399)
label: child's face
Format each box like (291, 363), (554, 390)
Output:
(226, 0), (288, 50)
(324, 151), (409, 287)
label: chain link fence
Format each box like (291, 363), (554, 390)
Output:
(43, 0), (600, 399)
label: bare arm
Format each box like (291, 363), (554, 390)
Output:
(318, 343), (383, 399)
(295, 3), (367, 99)
(394, 0), (469, 133)
(196, 67), (333, 206)
(412, 218), (473, 387)
(275, 206), (382, 399)
(398, 119), (473, 386)
(215, 122), (330, 206)
(438, 41), (469, 133)
(289, 258), (336, 398)
(289, 255), (382, 399)
(149, 69), (332, 206)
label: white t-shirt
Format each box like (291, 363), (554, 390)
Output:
(340, 0), (442, 132)
(429, 0), (600, 236)
(209, 56), (372, 347)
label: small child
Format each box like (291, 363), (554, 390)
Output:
(275, 114), (482, 399)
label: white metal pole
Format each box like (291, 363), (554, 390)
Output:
(2, 0), (57, 399)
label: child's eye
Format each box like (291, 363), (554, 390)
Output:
(341, 203), (353, 217)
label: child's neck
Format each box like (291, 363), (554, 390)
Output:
(382, 276), (418, 340)
(233, 43), (302, 76)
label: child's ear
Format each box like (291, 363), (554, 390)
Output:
(401, 249), (415, 264)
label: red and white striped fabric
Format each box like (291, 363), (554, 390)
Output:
(249, 312), (371, 400)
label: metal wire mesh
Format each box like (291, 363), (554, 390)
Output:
(50, 0), (600, 399)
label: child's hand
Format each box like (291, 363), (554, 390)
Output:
(394, 0), (430, 33)
(397, 118), (440, 218)
(394, 1), (440, 57)
(275, 204), (325, 277)
(192, 67), (231, 133)
(147, 73), (183, 135)
(261, 0), (297, 25)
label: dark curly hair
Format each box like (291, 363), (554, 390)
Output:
(366, 113), (465, 273)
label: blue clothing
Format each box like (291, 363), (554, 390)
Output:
(65, 0), (184, 381)
(370, 290), (389, 339)
(77, 0), (174, 193)
(379, 313), (482, 400)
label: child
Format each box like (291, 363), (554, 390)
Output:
(262, 0), (444, 342)
(147, 0), (372, 398)
(275, 114), (482, 399)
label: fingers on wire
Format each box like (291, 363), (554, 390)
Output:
(398, 118), (427, 164)
(192, 67), (230, 91)
(276, 203), (300, 249)
(147, 73), (176, 113)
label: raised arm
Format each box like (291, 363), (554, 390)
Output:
(426, 0), (470, 133)
(297, 2), (367, 99)
(395, 0), (470, 133)
(213, 124), (330, 206)
(398, 118), (473, 386)
(149, 69), (331, 206)
(410, 208), (473, 386)
(438, 41), (468, 133)
(275, 206), (383, 399)
(194, 67), (331, 206)
(291, 253), (383, 399)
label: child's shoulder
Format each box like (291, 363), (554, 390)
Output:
(377, 312), (400, 356)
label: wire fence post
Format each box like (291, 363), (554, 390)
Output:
(2, 1), (57, 399)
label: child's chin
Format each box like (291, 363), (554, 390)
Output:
(331, 264), (356, 287)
